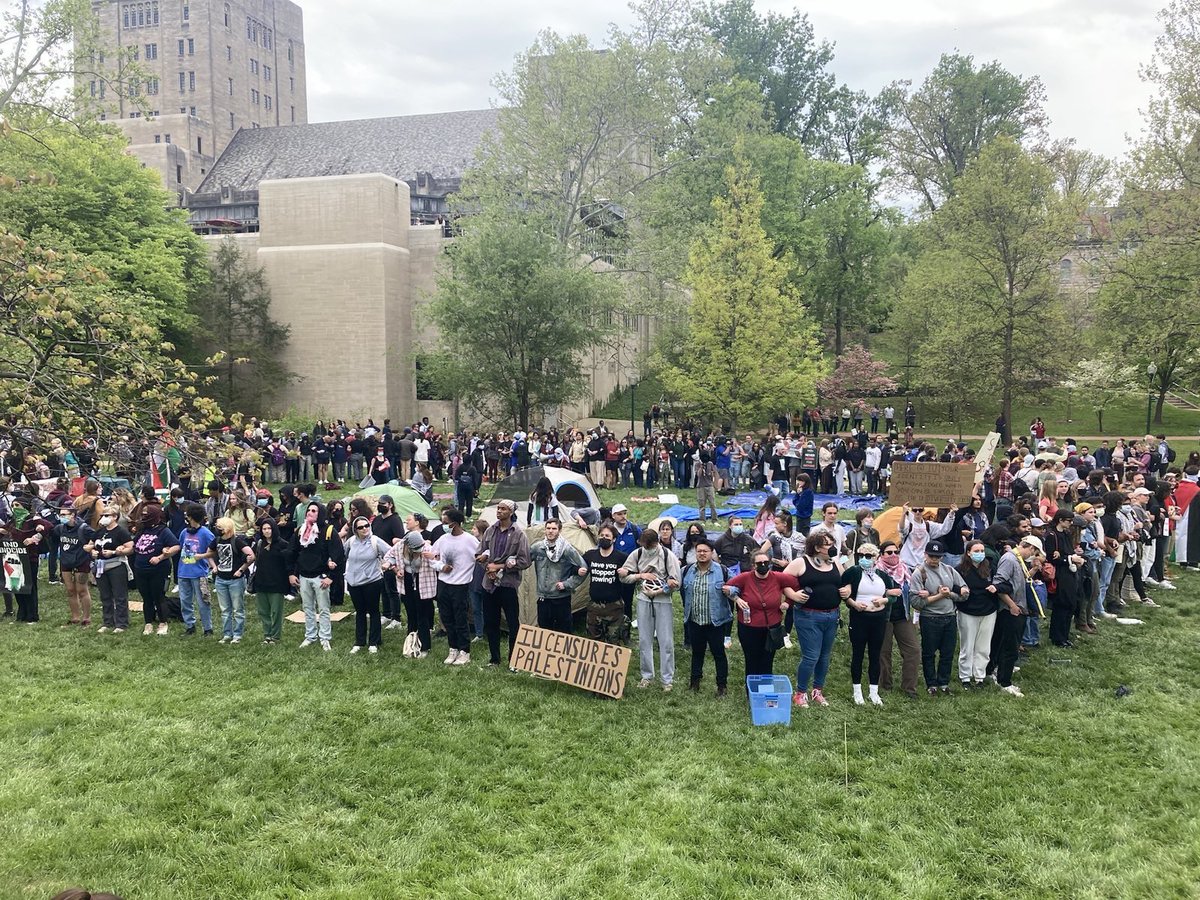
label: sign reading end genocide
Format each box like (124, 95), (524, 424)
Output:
(888, 461), (976, 509)
(1, 540), (30, 595)
(511, 624), (632, 699)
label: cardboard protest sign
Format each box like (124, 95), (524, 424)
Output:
(888, 461), (976, 509)
(511, 624), (632, 699)
(974, 432), (1002, 485)
(1, 540), (30, 594)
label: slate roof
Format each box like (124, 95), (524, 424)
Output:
(195, 108), (500, 193)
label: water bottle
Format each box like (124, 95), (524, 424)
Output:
(742, 603), (751, 624)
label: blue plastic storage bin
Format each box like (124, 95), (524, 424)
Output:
(747, 675), (792, 726)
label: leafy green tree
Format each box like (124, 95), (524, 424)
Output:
(0, 121), (207, 342)
(656, 154), (822, 429)
(892, 136), (1076, 431)
(0, 225), (224, 450)
(426, 212), (619, 428)
(879, 53), (1048, 211)
(191, 238), (292, 414)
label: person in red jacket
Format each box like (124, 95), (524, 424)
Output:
(725, 551), (795, 678)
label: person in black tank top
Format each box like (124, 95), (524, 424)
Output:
(783, 531), (848, 708)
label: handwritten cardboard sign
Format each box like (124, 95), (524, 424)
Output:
(974, 432), (1002, 485)
(888, 461), (976, 509)
(511, 624), (632, 699)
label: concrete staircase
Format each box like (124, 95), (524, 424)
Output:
(1165, 388), (1200, 411)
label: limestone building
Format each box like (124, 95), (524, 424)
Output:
(188, 110), (651, 429)
(82, 0), (307, 202)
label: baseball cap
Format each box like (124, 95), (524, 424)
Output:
(926, 540), (946, 557)
(1133, 487), (1152, 497)
(611, 503), (628, 514)
(1021, 535), (1044, 554)
(1030, 517), (1046, 528)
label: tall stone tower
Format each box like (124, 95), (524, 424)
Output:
(81, 0), (308, 203)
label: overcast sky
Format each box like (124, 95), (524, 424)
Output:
(303, 0), (1165, 161)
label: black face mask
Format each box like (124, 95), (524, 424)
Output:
(598, 538), (613, 550)
(378, 506), (391, 515)
(754, 562), (771, 575)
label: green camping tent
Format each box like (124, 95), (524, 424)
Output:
(343, 484), (435, 520)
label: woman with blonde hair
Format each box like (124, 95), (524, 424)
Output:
(212, 516), (255, 644)
(226, 489), (257, 538)
(109, 488), (137, 529)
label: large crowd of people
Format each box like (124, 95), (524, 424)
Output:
(1, 412), (1193, 710)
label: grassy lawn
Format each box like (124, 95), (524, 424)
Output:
(3, 548), (1200, 898)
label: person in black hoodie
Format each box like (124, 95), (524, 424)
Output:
(53, 501), (95, 627)
(289, 500), (344, 651)
(955, 541), (1000, 688)
(253, 518), (292, 644)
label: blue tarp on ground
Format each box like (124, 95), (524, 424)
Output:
(660, 491), (884, 523)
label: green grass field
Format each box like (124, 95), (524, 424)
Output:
(3, 544), (1200, 898)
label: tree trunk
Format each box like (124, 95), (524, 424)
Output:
(834, 296), (844, 357)
(1154, 390), (1166, 426)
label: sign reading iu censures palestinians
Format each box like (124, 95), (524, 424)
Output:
(888, 461), (976, 509)
(511, 624), (632, 699)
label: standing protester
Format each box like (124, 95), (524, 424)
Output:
(427, 508), (480, 665)
(212, 516), (255, 645)
(132, 506), (180, 636)
(726, 550), (792, 679)
(371, 496), (405, 631)
(1047, 509), (1083, 648)
(784, 531), (851, 709)
(400, 516), (438, 655)
(988, 535), (1042, 697)
(177, 504), (216, 637)
(87, 506), (134, 634)
(680, 539), (732, 696)
(877, 539), (918, 699)
(476, 499), (532, 668)
(342, 515), (391, 655)
(842, 543), (901, 706)
(529, 518), (587, 634)
(290, 501), (343, 652)
(955, 541), (1000, 689)
(252, 518), (291, 645)
(53, 501), (95, 628)
(908, 540), (968, 696)
(582, 523), (629, 645)
(622, 528), (682, 691)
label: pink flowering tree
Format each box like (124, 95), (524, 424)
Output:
(815, 346), (898, 409)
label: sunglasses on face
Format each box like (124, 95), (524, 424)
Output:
(882, 550), (899, 556)
(356, 525), (370, 531)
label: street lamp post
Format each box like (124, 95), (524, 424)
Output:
(1146, 362), (1158, 435)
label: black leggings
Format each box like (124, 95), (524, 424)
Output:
(848, 610), (887, 684)
(483, 585), (521, 665)
(349, 579), (382, 647)
(737, 622), (777, 676)
(134, 567), (169, 624)
(402, 573), (434, 651)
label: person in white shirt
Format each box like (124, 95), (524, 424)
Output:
(864, 440), (882, 494)
(425, 508), (480, 665)
(898, 504), (956, 569)
(883, 405), (896, 432)
(809, 503), (847, 558)
(413, 435), (431, 467)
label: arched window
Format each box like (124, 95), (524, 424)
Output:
(1059, 258), (1073, 281)
(152, 1), (159, 25)
(123, 5), (129, 27)
(224, 3), (230, 27)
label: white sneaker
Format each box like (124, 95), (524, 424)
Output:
(453, 650), (470, 666)
(386, 620), (402, 630)
(869, 693), (884, 707)
(1001, 684), (1024, 697)
(219, 636), (230, 644)
(1100, 611), (1118, 619)
(853, 694), (865, 706)
(299, 638), (314, 648)
(1145, 578), (1162, 587)
(381, 616), (393, 627)
(417, 651), (429, 659)
(783, 634), (793, 649)
(143, 624), (154, 635)
(96, 626), (110, 634)
(444, 650), (458, 665)
(320, 640), (331, 652)
(156, 623), (168, 636)
(723, 636), (732, 649)
(285, 594), (296, 601)
(1160, 580), (1177, 590)
(113, 627), (125, 634)
(631, 619), (638, 629)
(1142, 598), (1159, 608)
(368, 645), (378, 654)
(230, 636), (241, 645)
(350, 645), (362, 655)
(171, 584), (180, 594)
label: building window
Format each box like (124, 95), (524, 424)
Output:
(145, 42), (157, 59)
(123, 5), (129, 27)
(289, 76), (294, 92)
(147, 77), (158, 95)
(263, 65), (270, 82)
(187, 37), (194, 55)
(165, 133), (171, 143)
(250, 88), (259, 104)
(154, 134), (161, 143)
(90, 80), (97, 97)
(132, 46), (140, 60)
(177, 39), (184, 56)
(264, 96), (271, 111)
(129, 110), (140, 118)
(189, 105), (195, 115)
(197, 136), (202, 153)
(179, 106), (185, 112)
(263, 29), (272, 49)
(178, 72), (185, 91)
(290, 105), (294, 123)
(128, 81), (137, 97)
(226, 45), (231, 60)
(182, 4), (189, 22)
(176, 164), (182, 184)
(229, 111), (235, 128)
(188, 71), (195, 91)
(137, 4), (144, 26)
(228, 77), (233, 95)
(99, 80), (105, 98)
(99, 112), (106, 120)
(223, 2), (229, 27)
(287, 40), (293, 64)
(1059, 258), (1073, 281)
(246, 16), (251, 39)
(249, 58), (257, 75)
(150, 109), (159, 116)
(152, 2), (159, 25)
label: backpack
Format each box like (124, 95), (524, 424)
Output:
(402, 631), (423, 658)
(271, 447), (285, 466)
(457, 468), (475, 491)
(1167, 446), (1177, 463)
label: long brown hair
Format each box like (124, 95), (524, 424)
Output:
(957, 540), (991, 580)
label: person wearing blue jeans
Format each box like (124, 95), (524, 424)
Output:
(906, 540), (968, 694)
(176, 505), (215, 637)
(784, 530), (847, 708)
(212, 517), (255, 644)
